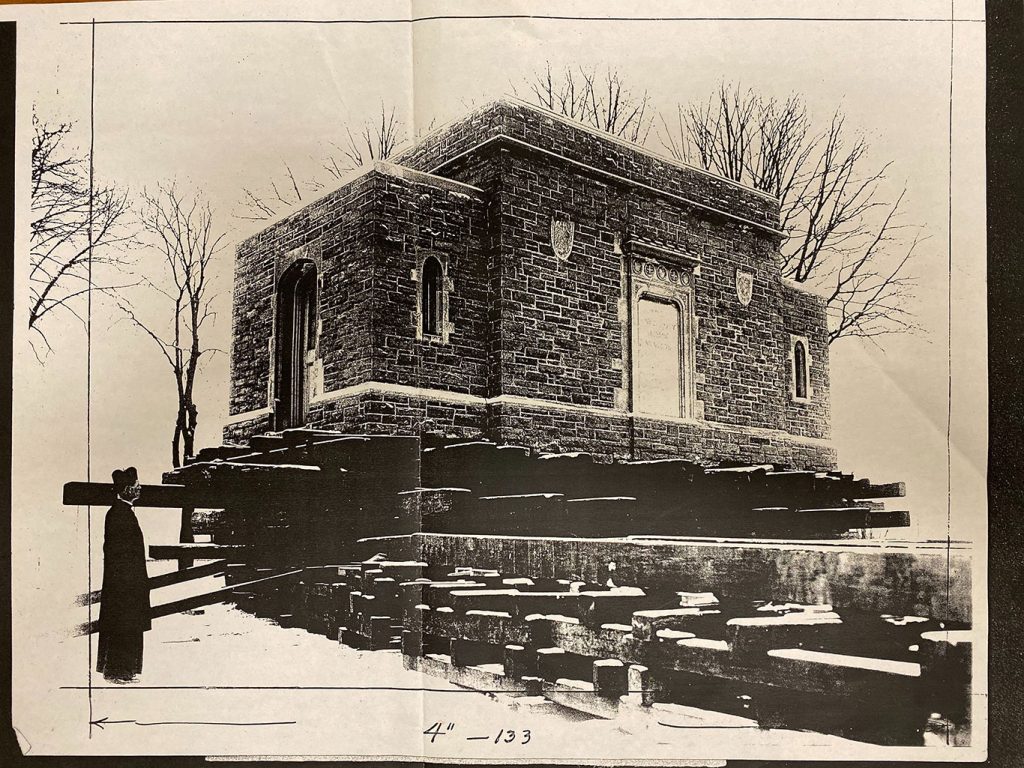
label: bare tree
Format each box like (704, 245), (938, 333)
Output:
(120, 183), (225, 467)
(516, 62), (653, 144)
(236, 104), (405, 222)
(659, 83), (922, 344)
(323, 102), (403, 180)
(235, 161), (317, 222)
(29, 111), (135, 358)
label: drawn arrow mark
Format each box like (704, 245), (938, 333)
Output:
(91, 716), (295, 729)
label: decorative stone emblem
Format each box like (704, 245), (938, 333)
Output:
(550, 216), (574, 260)
(736, 268), (753, 306)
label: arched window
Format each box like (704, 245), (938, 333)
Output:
(790, 342), (806, 403)
(788, 333), (812, 403)
(421, 256), (443, 337)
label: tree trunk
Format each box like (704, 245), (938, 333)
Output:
(178, 506), (195, 570)
(183, 401), (198, 463)
(172, 420), (182, 469)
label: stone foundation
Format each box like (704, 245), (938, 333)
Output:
(223, 386), (835, 470)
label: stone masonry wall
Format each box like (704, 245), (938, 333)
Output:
(781, 282), (832, 440)
(227, 165), (490, 433)
(413, 128), (818, 438)
(394, 99), (777, 229)
(226, 100), (834, 467)
(491, 149), (624, 409)
(489, 399), (835, 469)
(222, 392), (835, 470)
(370, 170), (490, 396)
(222, 389), (489, 442)
(397, 100), (831, 444)
(228, 172), (380, 420)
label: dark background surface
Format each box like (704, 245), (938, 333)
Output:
(1, 0), (1022, 765)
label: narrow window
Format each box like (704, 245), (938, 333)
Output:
(794, 339), (808, 400)
(421, 256), (443, 337)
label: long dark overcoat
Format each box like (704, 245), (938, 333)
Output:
(97, 499), (151, 633)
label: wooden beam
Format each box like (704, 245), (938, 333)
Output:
(865, 510), (911, 528)
(631, 607), (713, 641)
(150, 569), (302, 619)
(549, 619), (637, 660)
(208, 435), (377, 469)
(277, 428), (352, 445)
(75, 569), (302, 635)
(248, 434), (288, 452)
(214, 446), (308, 466)
(368, 533), (972, 623)
(421, 606), (531, 646)
(148, 559), (228, 589)
(156, 462), (343, 509)
(149, 543), (247, 561)
(63, 482), (194, 509)
(63, 475), (341, 511)
(765, 647), (921, 692)
(861, 481), (907, 498)
(218, 439), (342, 467)
(74, 559), (229, 606)
(162, 461), (325, 486)
(188, 445), (250, 464)
(706, 465), (773, 474)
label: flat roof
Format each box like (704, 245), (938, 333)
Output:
(395, 96), (779, 203)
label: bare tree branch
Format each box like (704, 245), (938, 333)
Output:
(659, 83), (922, 344)
(29, 109), (137, 358)
(516, 62), (654, 144)
(236, 103), (406, 222)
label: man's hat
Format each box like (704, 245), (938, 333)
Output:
(111, 467), (139, 488)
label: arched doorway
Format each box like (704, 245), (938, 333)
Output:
(275, 260), (318, 429)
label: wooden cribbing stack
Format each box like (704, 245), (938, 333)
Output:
(65, 431), (914, 547)
(62, 429), (970, 746)
(376, 536), (972, 746)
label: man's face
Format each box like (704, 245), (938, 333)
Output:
(122, 482), (141, 503)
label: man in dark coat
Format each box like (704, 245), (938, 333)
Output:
(96, 467), (151, 682)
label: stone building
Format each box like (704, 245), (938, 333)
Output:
(225, 99), (835, 469)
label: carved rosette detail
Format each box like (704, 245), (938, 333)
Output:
(630, 257), (689, 287)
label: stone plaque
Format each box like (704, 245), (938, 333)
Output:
(736, 268), (753, 306)
(550, 216), (574, 260)
(635, 297), (682, 418)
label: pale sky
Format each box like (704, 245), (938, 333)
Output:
(13, 0), (986, 556)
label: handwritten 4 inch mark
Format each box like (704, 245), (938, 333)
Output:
(423, 721), (532, 744)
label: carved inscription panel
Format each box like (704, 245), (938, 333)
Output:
(635, 297), (682, 417)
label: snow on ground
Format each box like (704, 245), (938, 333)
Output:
(9, 559), (904, 761)
(36, 575), (883, 761)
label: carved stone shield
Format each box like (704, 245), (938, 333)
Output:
(736, 268), (753, 306)
(550, 216), (574, 260)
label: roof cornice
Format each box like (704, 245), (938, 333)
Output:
(427, 133), (785, 238)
